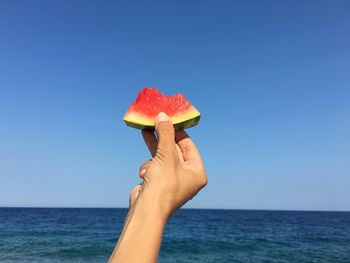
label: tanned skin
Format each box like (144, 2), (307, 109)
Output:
(109, 112), (207, 263)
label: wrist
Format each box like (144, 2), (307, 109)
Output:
(135, 187), (172, 223)
(111, 187), (167, 263)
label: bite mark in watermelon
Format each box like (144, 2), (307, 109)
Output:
(123, 88), (200, 130)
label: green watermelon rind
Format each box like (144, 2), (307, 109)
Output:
(124, 115), (200, 131)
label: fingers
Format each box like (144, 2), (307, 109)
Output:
(175, 130), (202, 163)
(176, 144), (184, 163)
(155, 112), (176, 160)
(139, 160), (151, 179)
(129, 184), (142, 207)
(142, 130), (158, 157)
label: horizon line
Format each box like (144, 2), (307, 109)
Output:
(0, 206), (349, 213)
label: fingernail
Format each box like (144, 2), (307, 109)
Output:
(156, 112), (169, 123)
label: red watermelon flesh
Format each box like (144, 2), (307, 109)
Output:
(123, 88), (200, 130)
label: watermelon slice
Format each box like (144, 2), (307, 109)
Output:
(123, 88), (200, 130)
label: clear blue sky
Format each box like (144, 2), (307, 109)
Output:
(0, 1), (349, 210)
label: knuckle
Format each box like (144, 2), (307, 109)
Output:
(139, 160), (151, 174)
(202, 176), (208, 187)
(155, 148), (167, 161)
(198, 173), (208, 188)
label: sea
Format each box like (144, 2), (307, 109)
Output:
(0, 208), (349, 263)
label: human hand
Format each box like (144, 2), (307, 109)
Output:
(110, 112), (207, 263)
(129, 112), (207, 220)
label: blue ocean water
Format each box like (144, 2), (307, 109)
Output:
(0, 208), (349, 262)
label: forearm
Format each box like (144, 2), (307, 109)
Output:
(109, 192), (167, 263)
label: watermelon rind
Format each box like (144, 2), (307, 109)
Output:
(124, 114), (200, 131)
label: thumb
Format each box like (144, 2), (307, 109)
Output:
(155, 112), (176, 161)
